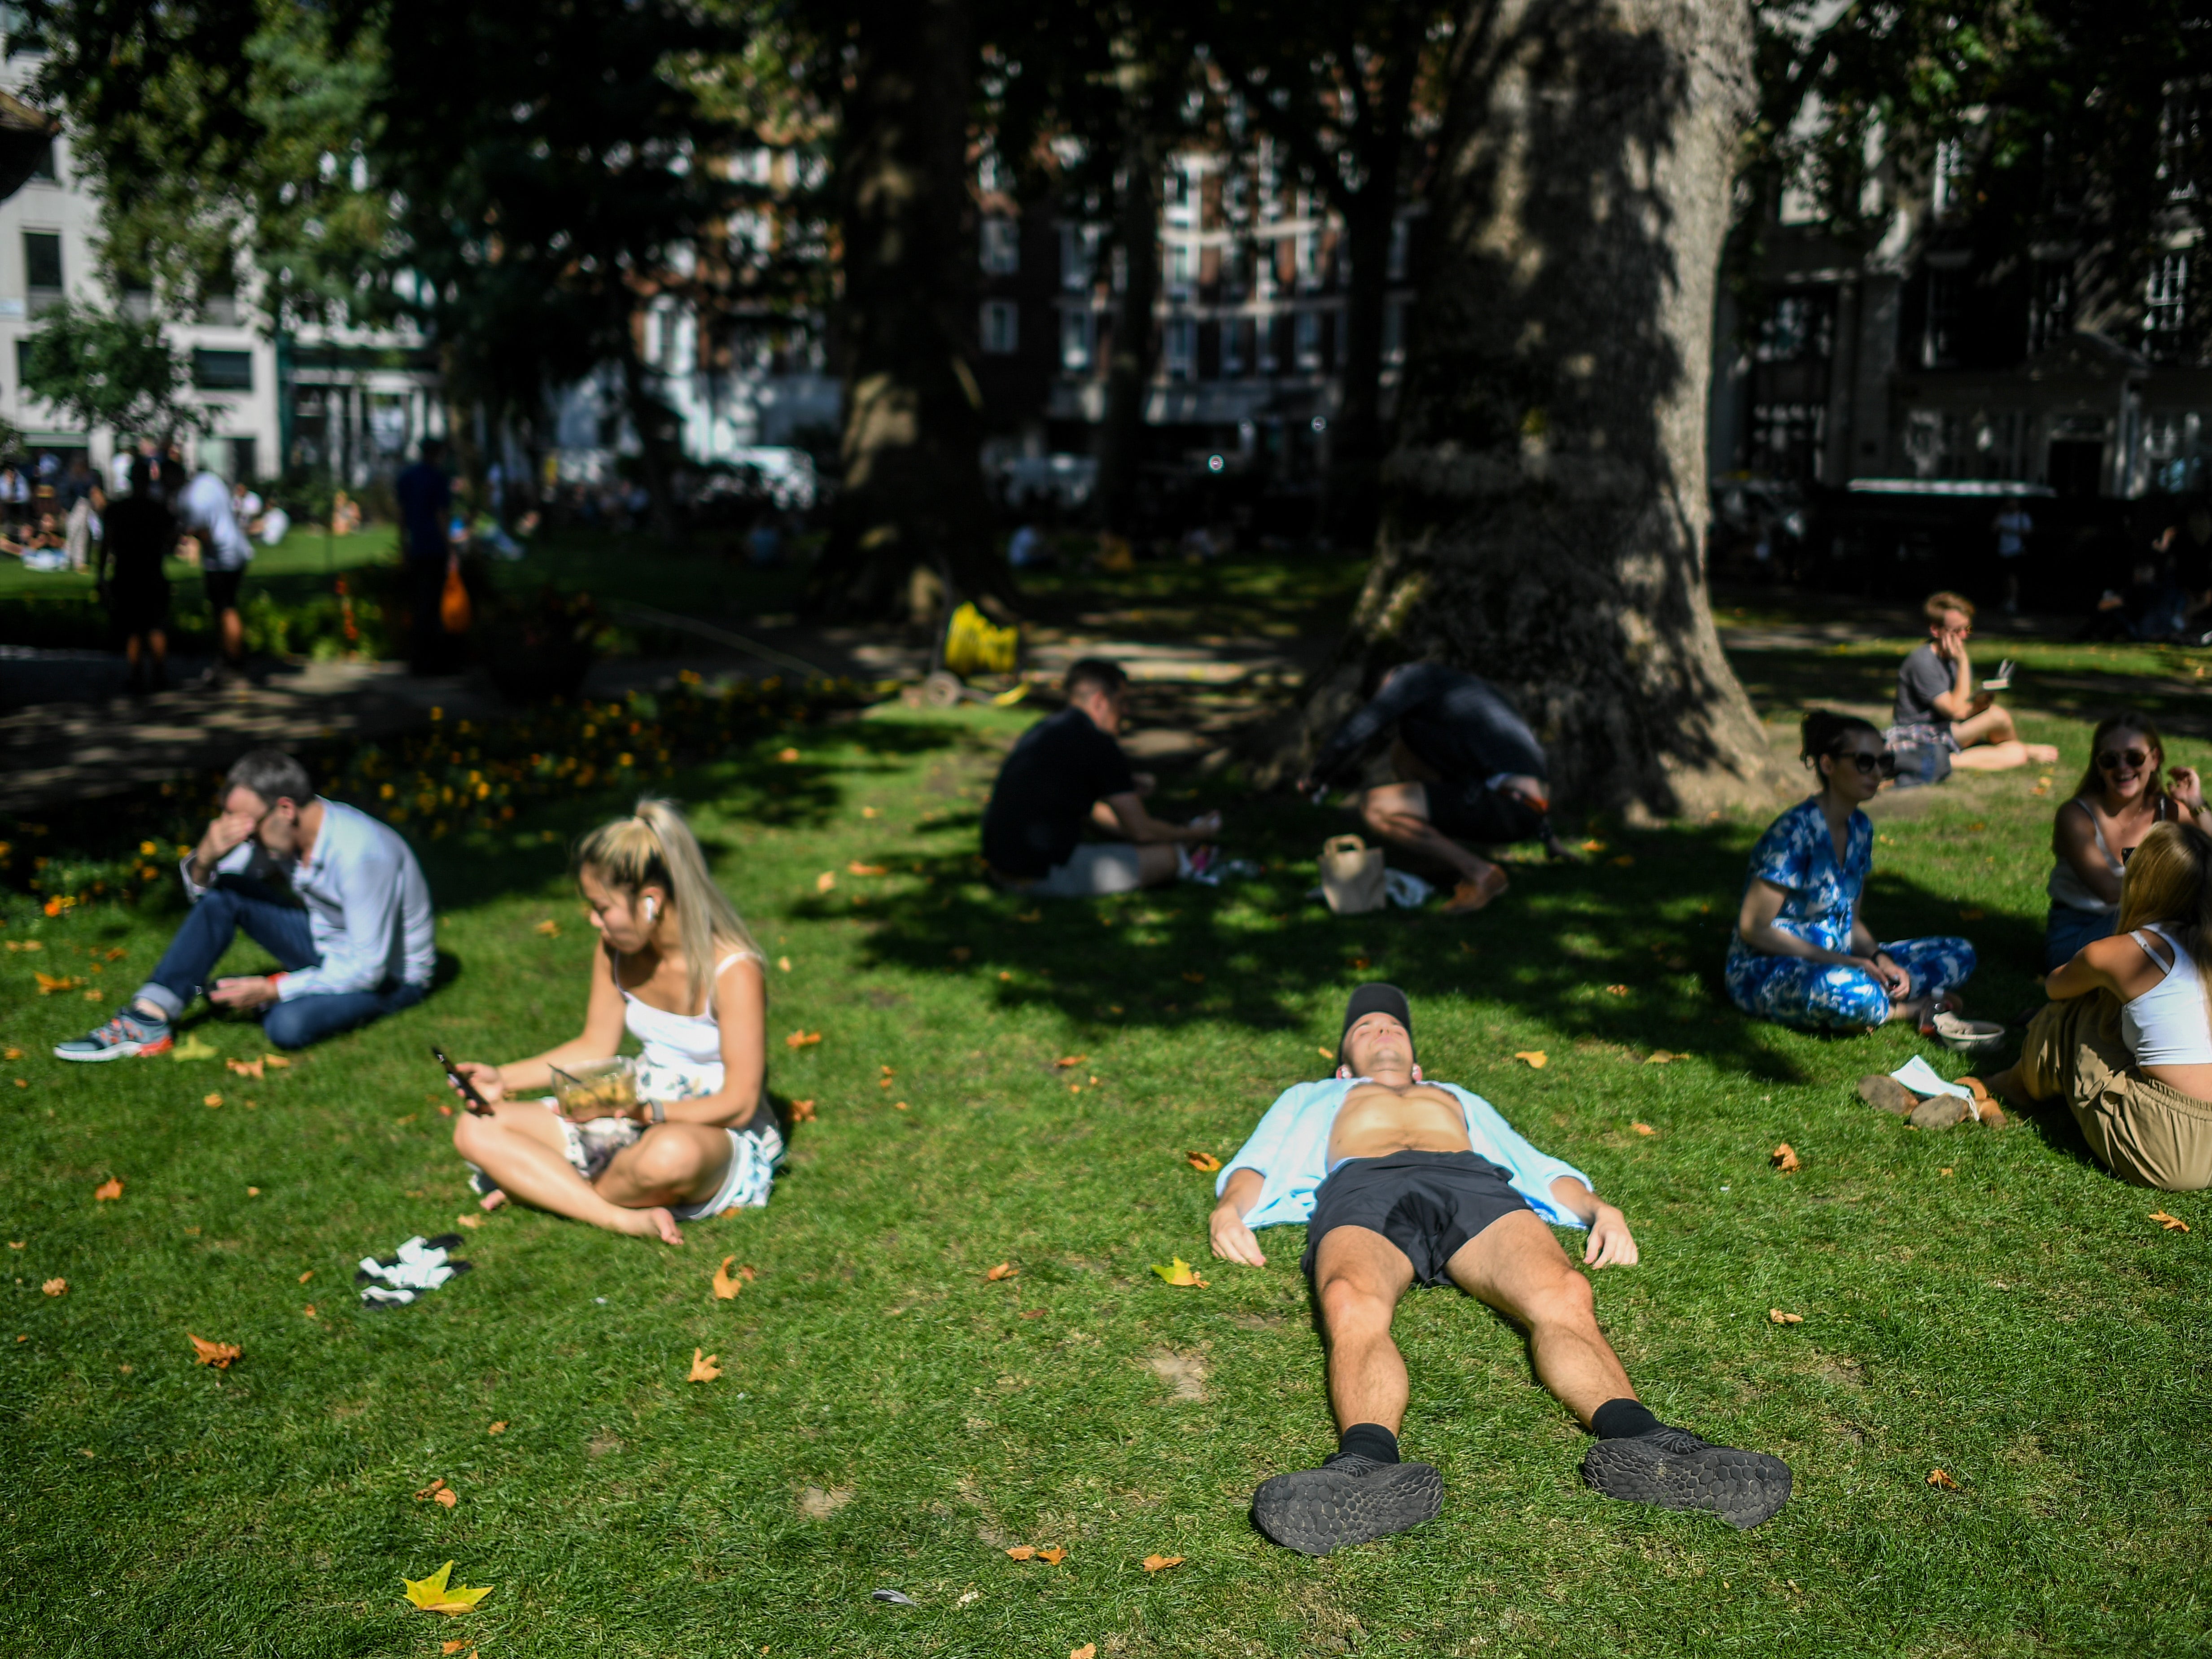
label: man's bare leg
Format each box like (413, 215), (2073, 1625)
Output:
(1359, 784), (1506, 909)
(1249, 1226), (1443, 1555)
(1443, 1210), (1633, 1426)
(1951, 705), (2059, 769)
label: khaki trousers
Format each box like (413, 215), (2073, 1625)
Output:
(2019, 993), (2212, 1192)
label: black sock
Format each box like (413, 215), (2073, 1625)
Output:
(1591, 1398), (1663, 1440)
(1336, 1422), (1399, 1464)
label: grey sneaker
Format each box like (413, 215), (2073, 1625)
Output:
(1581, 1426), (1791, 1528)
(1250, 1454), (1443, 1555)
(54, 1008), (174, 1062)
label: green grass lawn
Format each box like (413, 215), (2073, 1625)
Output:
(4, 621), (2212, 1656)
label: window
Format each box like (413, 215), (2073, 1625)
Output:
(1163, 317), (1195, 381)
(1164, 240), (1193, 295)
(1297, 233), (1322, 288)
(2028, 260), (2074, 353)
(1220, 317), (1246, 377)
(980, 300), (1019, 355)
(192, 349), (253, 390)
(1294, 311), (1321, 369)
(1386, 219), (1410, 282)
(1383, 299), (1408, 363)
(2160, 88), (2204, 201)
(22, 230), (60, 293)
(1058, 308), (1092, 372)
(2146, 253), (2190, 359)
(1922, 266), (1967, 368)
(13, 338), (28, 390)
(1060, 224), (1097, 292)
(28, 138), (53, 183)
(1930, 137), (1969, 220)
(980, 217), (1019, 275)
(1162, 166), (1193, 228)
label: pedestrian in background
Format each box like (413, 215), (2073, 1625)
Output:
(95, 454), (175, 695)
(395, 437), (455, 674)
(174, 463), (256, 684)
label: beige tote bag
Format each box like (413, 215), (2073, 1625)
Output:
(1319, 834), (1387, 915)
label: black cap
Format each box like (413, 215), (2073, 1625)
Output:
(1339, 982), (1413, 1064)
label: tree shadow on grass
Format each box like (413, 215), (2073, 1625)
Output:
(843, 784), (2057, 1088)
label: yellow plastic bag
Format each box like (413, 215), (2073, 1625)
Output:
(943, 601), (1018, 676)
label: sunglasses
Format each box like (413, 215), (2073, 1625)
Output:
(2097, 748), (2152, 771)
(1840, 750), (1897, 777)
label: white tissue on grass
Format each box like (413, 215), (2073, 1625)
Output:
(1889, 1055), (1974, 1101)
(356, 1236), (457, 1292)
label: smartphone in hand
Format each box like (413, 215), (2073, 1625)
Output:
(433, 1046), (495, 1116)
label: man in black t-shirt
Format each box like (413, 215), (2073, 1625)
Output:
(981, 658), (1223, 896)
(96, 455), (176, 694)
(1298, 663), (1565, 914)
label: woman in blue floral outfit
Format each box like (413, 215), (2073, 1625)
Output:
(1727, 711), (1977, 1032)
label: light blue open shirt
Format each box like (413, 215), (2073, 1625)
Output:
(1216, 1077), (1595, 1230)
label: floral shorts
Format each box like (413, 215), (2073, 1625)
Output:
(538, 1059), (785, 1218)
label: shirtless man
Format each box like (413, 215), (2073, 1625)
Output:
(1209, 985), (1791, 1553)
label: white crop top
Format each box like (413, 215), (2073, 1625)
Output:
(2119, 926), (2212, 1067)
(619, 949), (758, 1079)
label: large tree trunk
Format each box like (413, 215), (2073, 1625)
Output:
(1291, 0), (1782, 819)
(808, 0), (1003, 619)
(1094, 124), (1161, 539)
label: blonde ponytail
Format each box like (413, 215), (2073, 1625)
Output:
(576, 798), (760, 1012)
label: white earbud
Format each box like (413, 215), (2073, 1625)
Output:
(643, 897), (659, 921)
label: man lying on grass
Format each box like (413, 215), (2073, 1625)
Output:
(1209, 985), (1791, 1553)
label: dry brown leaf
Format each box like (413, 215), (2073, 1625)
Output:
(2151, 1209), (2192, 1232)
(1928, 1468), (1959, 1490)
(1072, 1646), (1096, 1659)
(1054, 1054), (1087, 1068)
(1604, 984), (1629, 996)
(687, 1348), (722, 1383)
(302, 1304), (317, 1319)
(443, 1643), (467, 1655)
(1512, 1051), (1548, 1068)
(203, 1093), (223, 1108)
(226, 1056), (265, 1079)
(984, 1261), (1018, 1281)
(263, 1055), (290, 1068)
(814, 871), (836, 893)
(1771, 1143), (1801, 1174)
(1644, 1050), (1687, 1064)
(454, 1213), (483, 1229)
(486, 1422), (506, 1435)
(777, 746), (801, 763)
(1004, 1545), (1036, 1560)
(1631, 1122), (1657, 1136)
(435, 1487), (458, 1509)
(1185, 1151), (1222, 1172)
(34, 972), (83, 994)
(847, 862), (887, 877)
(1141, 1554), (1185, 1572)
(6, 1241), (20, 1248)
(299, 1269), (313, 1284)
(534, 919), (560, 937)
(188, 1333), (241, 1369)
(94, 1177), (122, 1201)
(41, 1278), (65, 1296)
(246, 1186), (259, 1196)
(789, 1098), (817, 1122)
(713, 1256), (756, 1299)
(414, 1478), (449, 1501)
(1037, 1546), (1068, 1564)
(784, 1029), (822, 1049)
(1768, 1309), (1804, 1325)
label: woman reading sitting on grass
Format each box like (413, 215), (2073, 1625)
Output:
(1992, 821), (2212, 1192)
(448, 800), (782, 1244)
(2044, 714), (2204, 970)
(1725, 710), (1977, 1032)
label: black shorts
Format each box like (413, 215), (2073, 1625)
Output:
(203, 566), (244, 611)
(1424, 778), (1544, 845)
(107, 576), (170, 635)
(1300, 1150), (1535, 1287)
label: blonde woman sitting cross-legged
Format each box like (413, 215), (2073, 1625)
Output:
(1989, 821), (2212, 1192)
(448, 800), (783, 1244)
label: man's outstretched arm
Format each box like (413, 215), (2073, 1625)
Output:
(1210, 1167), (1268, 1266)
(1548, 1176), (1638, 1269)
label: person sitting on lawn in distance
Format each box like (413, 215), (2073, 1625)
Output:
(1990, 821), (2212, 1193)
(980, 657), (1224, 896)
(1294, 662), (1569, 915)
(2044, 713), (2204, 971)
(1726, 710), (1977, 1033)
(55, 747), (434, 1059)
(447, 799), (782, 1246)
(1208, 984), (1792, 1554)
(1889, 590), (2060, 776)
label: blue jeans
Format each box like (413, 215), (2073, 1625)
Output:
(139, 878), (426, 1050)
(2045, 904), (2116, 972)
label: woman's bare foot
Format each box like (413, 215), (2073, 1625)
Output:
(1444, 864), (1509, 914)
(609, 1205), (684, 1246)
(2026, 743), (2060, 766)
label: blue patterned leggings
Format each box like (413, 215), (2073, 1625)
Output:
(1727, 936), (1978, 1033)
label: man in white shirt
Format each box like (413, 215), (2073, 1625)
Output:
(55, 749), (435, 1058)
(174, 468), (256, 681)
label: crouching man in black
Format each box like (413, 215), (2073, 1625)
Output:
(1208, 984), (1792, 1553)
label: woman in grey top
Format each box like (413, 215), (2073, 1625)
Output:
(2046, 714), (2203, 968)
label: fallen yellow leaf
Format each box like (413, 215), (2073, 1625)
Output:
(226, 1057), (265, 1079)
(789, 1098), (817, 1122)
(1185, 1151), (1222, 1172)
(847, 862), (887, 877)
(41, 1278), (65, 1296)
(1644, 1050), (1687, 1064)
(414, 1477), (449, 1501)
(1037, 1546), (1068, 1564)
(454, 1213), (483, 1229)
(713, 1256), (756, 1300)
(1317, 1046), (1334, 1059)
(1004, 1545), (1036, 1560)
(263, 1055), (290, 1069)
(34, 972), (84, 994)
(688, 1348), (722, 1383)
(2151, 1209), (2191, 1232)
(1512, 1051), (1548, 1068)
(1771, 1143), (1801, 1174)
(299, 1270), (313, 1284)
(785, 1029), (822, 1049)
(815, 871), (837, 893)
(535, 919), (560, 937)
(1768, 1309), (1804, 1325)
(204, 1093), (223, 1108)
(777, 955), (791, 972)
(1152, 1257), (1208, 1288)
(1603, 984), (1629, 996)
(187, 1333), (240, 1369)
(486, 1422), (507, 1435)
(1631, 1122), (1657, 1136)
(443, 1643), (467, 1655)
(777, 747), (801, 763)
(985, 1261), (1018, 1281)
(1141, 1553), (1185, 1572)
(1054, 1054), (1087, 1068)
(1072, 1645), (1096, 1659)
(1927, 1469), (1959, 1490)
(402, 1561), (493, 1615)
(94, 1177), (122, 1201)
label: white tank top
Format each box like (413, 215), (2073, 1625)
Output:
(619, 948), (758, 1079)
(2119, 925), (2212, 1066)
